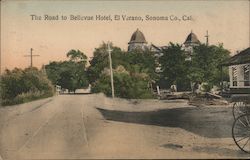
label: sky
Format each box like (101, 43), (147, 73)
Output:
(1, 0), (250, 71)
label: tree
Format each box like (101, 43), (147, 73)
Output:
(45, 49), (89, 93)
(1, 68), (27, 99)
(23, 67), (54, 93)
(124, 50), (156, 80)
(189, 44), (230, 90)
(67, 49), (87, 64)
(87, 42), (125, 84)
(159, 43), (190, 91)
(1, 67), (54, 105)
(88, 42), (156, 98)
(91, 67), (153, 99)
(44, 61), (62, 85)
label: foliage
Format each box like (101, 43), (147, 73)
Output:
(159, 43), (190, 91)
(45, 50), (89, 92)
(201, 83), (213, 92)
(189, 44), (230, 87)
(88, 42), (155, 98)
(91, 68), (153, 99)
(158, 42), (230, 92)
(0, 67), (54, 106)
(67, 49), (87, 64)
(44, 61), (62, 85)
(124, 50), (157, 80)
(87, 43), (126, 84)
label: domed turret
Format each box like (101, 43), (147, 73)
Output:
(183, 31), (201, 60)
(128, 29), (148, 52)
(184, 31), (200, 46)
(129, 28), (147, 44)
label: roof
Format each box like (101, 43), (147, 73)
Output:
(221, 47), (250, 66)
(151, 44), (162, 52)
(128, 29), (147, 44)
(150, 44), (168, 52)
(184, 31), (200, 45)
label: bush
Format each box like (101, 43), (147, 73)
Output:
(45, 60), (89, 93)
(201, 83), (213, 92)
(0, 67), (54, 106)
(91, 67), (154, 99)
(88, 43), (156, 99)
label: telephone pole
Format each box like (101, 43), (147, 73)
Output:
(24, 48), (40, 67)
(205, 30), (209, 46)
(108, 42), (115, 98)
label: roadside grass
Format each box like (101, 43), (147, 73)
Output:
(1, 91), (54, 106)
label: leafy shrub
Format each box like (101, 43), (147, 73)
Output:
(88, 43), (156, 99)
(201, 83), (213, 92)
(91, 66), (154, 99)
(45, 51), (89, 93)
(0, 67), (54, 106)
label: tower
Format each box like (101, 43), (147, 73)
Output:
(183, 30), (200, 60)
(128, 28), (148, 52)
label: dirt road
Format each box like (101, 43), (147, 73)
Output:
(0, 94), (249, 159)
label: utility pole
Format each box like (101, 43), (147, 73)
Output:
(24, 48), (40, 67)
(108, 42), (115, 98)
(205, 30), (209, 46)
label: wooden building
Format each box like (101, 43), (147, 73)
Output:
(222, 47), (250, 93)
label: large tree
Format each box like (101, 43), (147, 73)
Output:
(158, 43), (230, 91)
(124, 50), (156, 80)
(67, 49), (87, 64)
(159, 43), (190, 91)
(189, 44), (230, 89)
(88, 42), (156, 98)
(87, 42), (126, 84)
(91, 66), (153, 99)
(45, 50), (89, 93)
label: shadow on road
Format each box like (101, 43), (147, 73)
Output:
(191, 145), (249, 157)
(97, 106), (234, 138)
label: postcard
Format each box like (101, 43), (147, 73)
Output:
(0, 0), (250, 159)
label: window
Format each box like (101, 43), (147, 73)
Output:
(244, 64), (250, 86)
(232, 66), (237, 86)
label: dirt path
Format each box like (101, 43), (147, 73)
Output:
(0, 94), (249, 159)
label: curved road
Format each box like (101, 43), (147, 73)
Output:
(0, 94), (249, 159)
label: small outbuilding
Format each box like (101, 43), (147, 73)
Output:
(222, 47), (250, 94)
